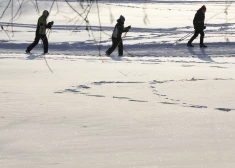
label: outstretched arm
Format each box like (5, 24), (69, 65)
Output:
(123, 25), (131, 32)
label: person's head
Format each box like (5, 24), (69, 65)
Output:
(201, 5), (206, 13)
(43, 10), (49, 18)
(119, 15), (125, 23)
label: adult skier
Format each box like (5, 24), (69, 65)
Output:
(105, 15), (131, 56)
(26, 10), (54, 54)
(187, 5), (207, 48)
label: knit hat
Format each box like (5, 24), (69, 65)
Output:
(119, 15), (125, 21)
(201, 5), (206, 11)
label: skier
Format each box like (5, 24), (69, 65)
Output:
(26, 10), (54, 54)
(187, 5), (207, 48)
(105, 15), (131, 56)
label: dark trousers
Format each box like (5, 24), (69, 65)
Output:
(26, 34), (48, 53)
(188, 30), (204, 45)
(106, 37), (123, 56)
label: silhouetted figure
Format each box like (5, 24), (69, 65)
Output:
(187, 5), (207, 48)
(26, 10), (54, 54)
(105, 15), (131, 56)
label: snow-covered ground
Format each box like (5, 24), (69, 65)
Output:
(1, 0), (235, 56)
(1, 1), (235, 168)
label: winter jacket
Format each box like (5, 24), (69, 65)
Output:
(112, 19), (129, 39)
(193, 9), (205, 31)
(36, 13), (48, 35)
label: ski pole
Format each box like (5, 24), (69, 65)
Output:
(42, 28), (51, 42)
(122, 32), (127, 38)
(121, 32), (135, 57)
(41, 21), (53, 43)
(167, 31), (194, 48)
(117, 32), (127, 46)
(117, 32), (135, 57)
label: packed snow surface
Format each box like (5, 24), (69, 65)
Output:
(1, 1), (235, 168)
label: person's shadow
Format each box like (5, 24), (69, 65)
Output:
(187, 45), (215, 62)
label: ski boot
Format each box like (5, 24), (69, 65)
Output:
(187, 43), (194, 47)
(200, 44), (207, 48)
(105, 52), (110, 57)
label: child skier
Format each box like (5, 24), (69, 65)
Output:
(26, 10), (54, 54)
(105, 15), (131, 56)
(187, 5), (207, 48)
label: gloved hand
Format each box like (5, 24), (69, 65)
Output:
(124, 25), (131, 32)
(204, 26), (206, 29)
(47, 21), (54, 29)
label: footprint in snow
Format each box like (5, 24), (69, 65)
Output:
(77, 85), (90, 89)
(86, 94), (105, 98)
(215, 108), (235, 112)
(113, 96), (130, 100)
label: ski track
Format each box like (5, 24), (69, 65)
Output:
(54, 77), (235, 112)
